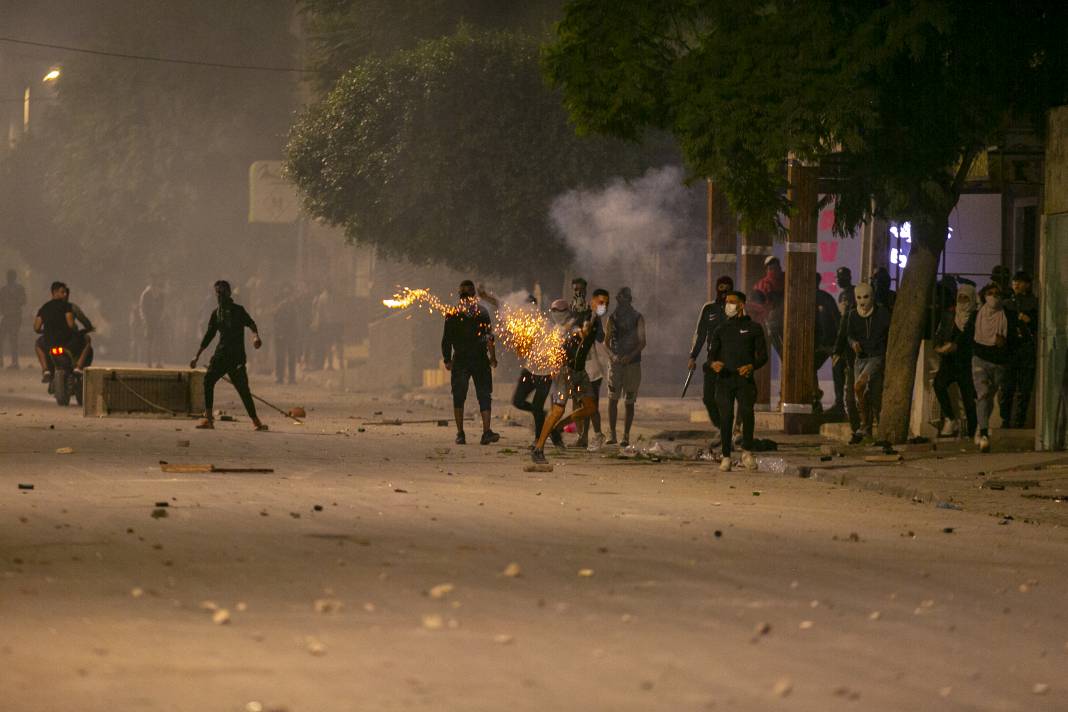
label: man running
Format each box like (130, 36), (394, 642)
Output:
(442, 280), (499, 445)
(511, 294), (555, 447)
(189, 280), (266, 431)
(531, 299), (598, 465)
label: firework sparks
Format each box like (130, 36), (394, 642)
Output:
(383, 287), (566, 373)
(381, 287), (458, 315)
(495, 304), (564, 373)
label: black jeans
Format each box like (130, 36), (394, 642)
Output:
(933, 360), (977, 437)
(716, 374), (756, 457)
(1001, 358), (1035, 428)
(512, 369), (552, 437)
(702, 367), (721, 430)
(451, 361), (493, 412)
(205, 356), (257, 420)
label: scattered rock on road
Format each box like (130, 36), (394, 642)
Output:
(212, 609), (231, 625)
(429, 583), (454, 599)
(502, 562), (521, 578)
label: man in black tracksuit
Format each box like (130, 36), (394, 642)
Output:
(442, 280), (499, 445)
(190, 280), (266, 431)
(708, 291), (768, 471)
(688, 275), (734, 447)
(834, 282), (891, 443)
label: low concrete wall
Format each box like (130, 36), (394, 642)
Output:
(84, 367), (205, 418)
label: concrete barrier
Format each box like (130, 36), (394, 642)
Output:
(83, 367), (205, 418)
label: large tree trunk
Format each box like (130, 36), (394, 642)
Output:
(876, 213), (949, 443)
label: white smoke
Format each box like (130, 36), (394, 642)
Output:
(550, 165), (693, 267)
(548, 165), (706, 366)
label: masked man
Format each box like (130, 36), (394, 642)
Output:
(708, 291), (768, 471)
(689, 275), (734, 449)
(442, 280), (499, 445)
(835, 283), (890, 444)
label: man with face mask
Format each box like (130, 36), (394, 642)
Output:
(830, 267), (856, 416)
(1001, 271), (1038, 428)
(835, 282), (891, 444)
(531, 299), (599, 465)
(971, 282), (1010, 452)
(708, 291), (767, 471)
(933, 283), (978, 438)
(442, 280), (499, 445)
(605, 286), (646, 447)
(689, 275), (734, 448)
(569, 277), (588, 318)
(579, 289), (610, 450)
(190, 280), (266, 431)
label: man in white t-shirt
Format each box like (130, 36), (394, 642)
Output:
(578, 288), (610, 451)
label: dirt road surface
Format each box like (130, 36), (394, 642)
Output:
(2, 368), (1065, 711)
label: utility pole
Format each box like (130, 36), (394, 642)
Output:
(781, 160), (819, 433)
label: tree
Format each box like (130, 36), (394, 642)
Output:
(2, 0), (298, 321)
(285, 28), (674, 283)
(544, 0), (1068, 442)
(299, 0), (564, 91)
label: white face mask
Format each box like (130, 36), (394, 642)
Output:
(595, 304), (607, 317)
(724, 303), (739, 317)
(550, 311), (568, 326)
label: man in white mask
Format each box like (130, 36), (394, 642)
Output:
(932, 283), (978, 438)
(834, 281), (891, 444)
(971, 282), (1010, 452)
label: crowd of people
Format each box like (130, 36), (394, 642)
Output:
(5, 258), (1041, 459)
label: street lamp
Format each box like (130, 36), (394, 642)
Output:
(42, 68), (61, 82)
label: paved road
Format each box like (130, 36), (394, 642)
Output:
(2, 368), (1065, 711)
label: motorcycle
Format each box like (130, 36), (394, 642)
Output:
(46, 330), (93, 407)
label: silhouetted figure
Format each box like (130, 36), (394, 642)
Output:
(0, 269), (26, 368)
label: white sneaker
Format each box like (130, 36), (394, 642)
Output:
(741, 451), (758, 471)
(974, 432), (982, 446)
(979, 435), (990, 453)
(719, 456), (732, 472)
(587, 433), (606, 452)
(939, 418), (958, 437)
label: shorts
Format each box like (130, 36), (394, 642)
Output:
(552, 367), (594, 407)
(451, 361), (493, 411)
(608, 361), (642, 403)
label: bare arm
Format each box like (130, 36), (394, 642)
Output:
(33, 315), (43, 333)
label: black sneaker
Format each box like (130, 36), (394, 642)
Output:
(848, 431), (863, 445)
(531, 448), (548, 465)
(549, 430), (565, 448)
(480, 430), (500, 445)
(41, 371), (53, 384)
(455, 431), (466, 445)
(620, 439), (630, 448)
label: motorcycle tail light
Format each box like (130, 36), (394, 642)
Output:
(50, 347), (64, 355)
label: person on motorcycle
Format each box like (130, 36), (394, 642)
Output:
(189, 280), (266, 431)
(59, 284), (95, 372)
(34, 281), (75, 382)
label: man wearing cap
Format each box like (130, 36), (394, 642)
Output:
(531, 299), (598, 465)
(689, 275), (734, 448)
(708, 291), (768, 471)
(1001, 271), (1038, 428)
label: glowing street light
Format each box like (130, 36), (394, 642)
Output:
(42, 68), (61, 82)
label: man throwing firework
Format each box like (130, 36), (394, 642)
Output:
(442, 280), (500, 445)
(531, 299), (598, 466)
(190, 280), (267, 431)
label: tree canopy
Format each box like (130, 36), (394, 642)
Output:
(286, 28), (675, 281)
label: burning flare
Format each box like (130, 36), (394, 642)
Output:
(383, 287), (566, 373)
